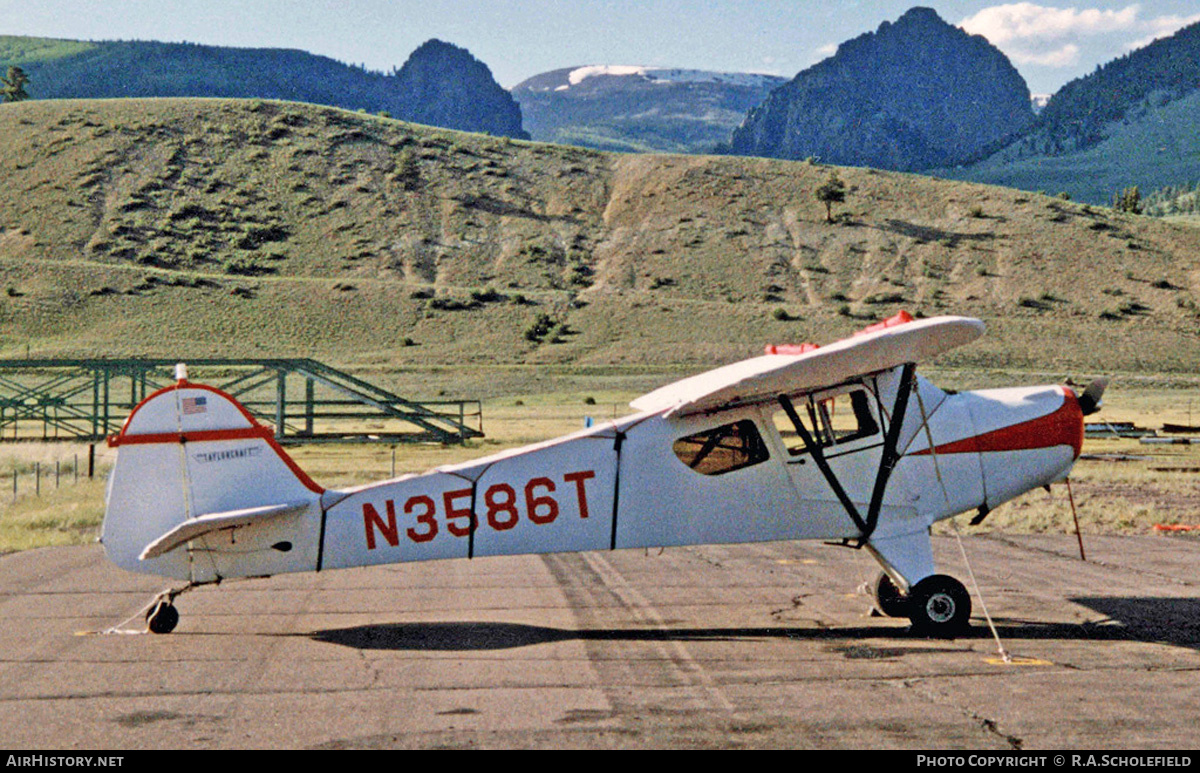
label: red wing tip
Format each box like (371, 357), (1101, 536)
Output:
(853, 310), (915, 337)
(764, 342), (820, 355)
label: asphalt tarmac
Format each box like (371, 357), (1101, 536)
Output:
(0, 534), (1196, 750)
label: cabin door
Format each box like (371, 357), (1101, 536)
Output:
(768, 376), (917, 539)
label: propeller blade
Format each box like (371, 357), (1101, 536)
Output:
(1077, 377), (1109, 416)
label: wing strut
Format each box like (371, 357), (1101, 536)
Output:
(777, 363), (916, 545)
(778, 394), (869, 536)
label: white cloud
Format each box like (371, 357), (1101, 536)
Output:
(1010, 42), (1080, 66)
(960, 3), (1140, 44)
(1125, 12), (1200, 50)
(799, 42), (838, 68)
(959, 3), (1200, 69)
(1143, 11), (1200, 35)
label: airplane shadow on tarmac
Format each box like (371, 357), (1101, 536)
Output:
(307, 597), (1200, 653)
(1070, 596), (1200, 650)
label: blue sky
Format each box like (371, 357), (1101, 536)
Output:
(2, 1), (1198, 95)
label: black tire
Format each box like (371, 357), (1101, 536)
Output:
(874, 572), (910, 617)
(146, 601), (179, 634)
(907, 574), (971, 637)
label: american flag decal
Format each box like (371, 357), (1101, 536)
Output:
(182, 396), (208, 415)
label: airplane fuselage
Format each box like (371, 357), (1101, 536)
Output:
(99, 315), (1092, 635)
(107, 367), (1081, 588)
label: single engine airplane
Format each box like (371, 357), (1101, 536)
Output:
(101, 311), (1106, 636)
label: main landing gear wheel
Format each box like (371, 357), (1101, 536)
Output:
(874, 572), (911, 617)
(907, 574), (971, 637)
(146, 599), (180, 635)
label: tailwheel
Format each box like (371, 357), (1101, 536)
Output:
(145, 599), (180, 635)
(907, 574), (971, 637)
(874, 572), (910, 617)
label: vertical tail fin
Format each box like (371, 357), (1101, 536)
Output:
(102, 377), (324, 582)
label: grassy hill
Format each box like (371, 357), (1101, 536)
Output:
(0, 35), (96, 63)
(1014, 18), (1200, 158)
(947, 20), (1200, 205)
(1, 35), (401, 109)
(948, 90), (1200, 206)
(1, 98), (1199, 392)
(0, 35), (527, 139)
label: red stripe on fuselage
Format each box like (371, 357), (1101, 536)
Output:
(913, 388), (1083, 459)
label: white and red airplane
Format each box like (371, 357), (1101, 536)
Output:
(101, 312), (1105, 636)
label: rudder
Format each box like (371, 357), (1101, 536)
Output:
(102, 373), (324, 582)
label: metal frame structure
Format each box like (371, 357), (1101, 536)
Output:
(0, 359), (482, 445)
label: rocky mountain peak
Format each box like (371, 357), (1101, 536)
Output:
(729, 7), (1034, 170)
(394, 39), (528, 139)
(892, 6), (943, 27)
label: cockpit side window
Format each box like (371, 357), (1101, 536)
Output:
(672, 419), (770, 476)
(773, 386), (881, 455)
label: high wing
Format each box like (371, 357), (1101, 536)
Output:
(630, 314), (985, 417)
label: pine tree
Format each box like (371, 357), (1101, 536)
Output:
(1, 66), (30, 102)
(815, 172), (846, 223)
(1113, 186), (1142, 214)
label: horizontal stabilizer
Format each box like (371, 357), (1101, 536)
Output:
(139, 501), (310, 560)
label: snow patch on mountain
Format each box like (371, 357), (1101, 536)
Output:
(562, 65), (782, 89)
